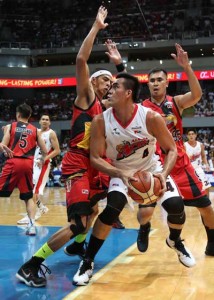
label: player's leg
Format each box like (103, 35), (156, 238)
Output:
(16, 171), (92, 287)
(137, 204), (155, 252)
(73, 177), (127, 286)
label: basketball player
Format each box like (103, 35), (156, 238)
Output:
(72, 73), (195, 286)
(0, 103), (47, 236)
(184, 128), (211, 196)
(17, 114), (60, 225)
(16, 6), (125, 287)
(138, 43), (214, 257)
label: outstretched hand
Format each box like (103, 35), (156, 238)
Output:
(105, 39), (122, 65)
(95, 6), (108, 30)
(171, 43), (190, 69)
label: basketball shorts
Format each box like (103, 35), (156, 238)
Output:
(62, 151), (109, 220)
(0, 158), (33, 200)
(171, 163), (207, 201)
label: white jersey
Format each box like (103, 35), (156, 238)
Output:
(184, 141), (211, 190)
(184, 141), (202, 168)
(33, 129), (53, 195)
(34, 129), (53, 161)
(103, 104), (162, 174)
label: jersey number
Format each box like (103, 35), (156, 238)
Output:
(19, 133), (28, 149)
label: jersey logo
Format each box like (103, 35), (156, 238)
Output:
(116, 138), (149, 160)
(112, 128), (120, 135)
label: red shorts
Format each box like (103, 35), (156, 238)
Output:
(62, 151), (109, 218)
(171, 163), (206, 200)
(0, 158), (33, 200)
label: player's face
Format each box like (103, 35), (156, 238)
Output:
(39, 115), (50, 129)
(107, 78), (129, 107)
(147, 71), (168, 100)
(187, 131), (197, 141)
(95, 75), (112, 98)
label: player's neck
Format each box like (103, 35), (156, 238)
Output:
(41, 127), (50, 132)
(188, 140), (197, 146)
(150, 96), (165, 106)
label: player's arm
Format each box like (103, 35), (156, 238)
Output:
(75, 6), (108, 108)
(44, 130), (60, 162)
(0, 125), (13, 158)
(90, 114), (136, 186)
(37, 130), (48, 161)
(172, 43), (202, 114)
(147, 110), (177, 179)
(201, 143), (210, 171)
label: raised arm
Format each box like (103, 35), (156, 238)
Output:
(75, 6), (108, 108)
(172, 43), (202, 113)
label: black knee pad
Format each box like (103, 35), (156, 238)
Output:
(70, 214), (87, 237)
(162, 196), (186, 225)
(99, 191), (127, 226)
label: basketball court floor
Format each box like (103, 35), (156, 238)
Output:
(0, 187), (214, 300)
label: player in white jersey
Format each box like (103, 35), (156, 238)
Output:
(184, 129), (211, 194)
(17, 114), (60, 224)
(73, 73), (195, 286)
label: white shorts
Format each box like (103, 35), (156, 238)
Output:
(33, 162), (51, 195)
(195, 166), (211, 190)
(108, 175), (180, 206)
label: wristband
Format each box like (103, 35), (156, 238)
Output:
(116, 63), (125, 72)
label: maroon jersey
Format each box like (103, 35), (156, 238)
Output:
(69, 97), (103, 153)
(8, 121), (37, 160)
(142, 96), (190, 176)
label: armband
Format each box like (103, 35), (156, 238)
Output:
(116, 63), (125, 72)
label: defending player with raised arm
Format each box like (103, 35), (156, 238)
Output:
(16, 6), (125, 288)
(138, 43), (214, 258)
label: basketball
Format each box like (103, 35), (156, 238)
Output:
(128, 170), (162, 205)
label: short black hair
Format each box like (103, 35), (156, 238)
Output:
(16, 103), (32, 119)
(116, 72), (141, 103)
(40, 114), (51, 120)
(186, 128), (197, 134)
(148, 67), (168, 78)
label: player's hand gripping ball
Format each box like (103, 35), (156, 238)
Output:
(128, 170), (162, 205)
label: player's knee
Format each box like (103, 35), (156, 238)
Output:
(70, 215), (87, 237)
(99, 191), (127, 225)
(163, 197), (186, 225)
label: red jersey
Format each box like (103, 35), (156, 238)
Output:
(9, 121), (37, 160)
(69, 97), (103, 153)
(142, 96), (190, 176)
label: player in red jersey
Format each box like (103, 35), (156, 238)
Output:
(137, 43), (214, 257)
(0, 103), (47, 236)
(16, 6), (125, 288)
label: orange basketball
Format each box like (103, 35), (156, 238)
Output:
(128, 170), (162, 205)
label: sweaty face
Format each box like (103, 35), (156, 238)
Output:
(39, 115), (50, 129)
(147, 71), (168, 100)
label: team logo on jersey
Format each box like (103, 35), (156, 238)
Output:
(116, 138), (149, 160)
(82, 189), (89, 194)
(112, 128), (120, 135)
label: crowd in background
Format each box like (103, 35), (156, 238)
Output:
(0, 0), (213, 49)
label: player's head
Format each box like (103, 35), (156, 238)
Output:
(90, 69), (113, 99)
(39, 114), (51, 129)
(147, 67), (169, 99)
(186, 128), (197, 141)
(110, 72), (140, 103)
(16, 103), (32, 120)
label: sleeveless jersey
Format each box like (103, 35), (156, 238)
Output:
(184, 141), (202, 168)
(8, 121), (37, 159)
(103, 104), (162, 173)
(143, 96), (190, 175)
(34, 129), (53, 160)
(69, 97), (103, 152)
